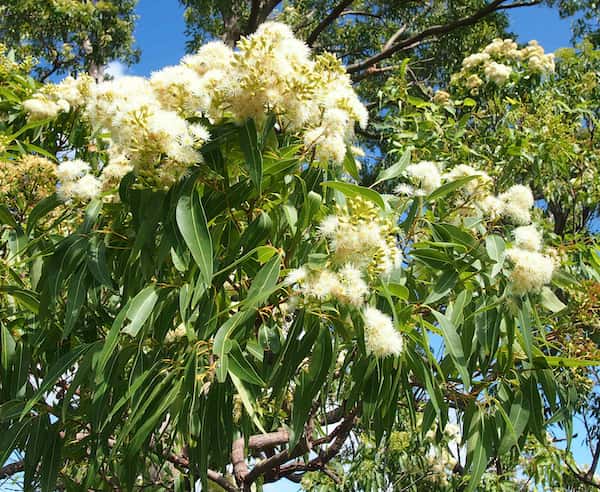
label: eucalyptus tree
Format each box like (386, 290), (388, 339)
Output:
(0, 0), (138, 81)
(0, 22), (598, 492)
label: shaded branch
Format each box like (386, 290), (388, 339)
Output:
(0, 460), (24, 479)
(306, 0), (355, 47)
(339, 10), (382, 20)
(246, 0), (262, 34)
(347, 0), (539, 79)
(166, 453), (238, 492)
(567, 461), (600, 490)
(497, 0), (541, 9)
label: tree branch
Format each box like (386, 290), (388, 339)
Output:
(259, 0), (284, 24)
(587, 438), (600, 481)
(339, 10), (382, 20)
(567, 461), (600, 490)
(346, 0), (539, 78)
(166, 453), (238, 492)
(0, 460), (24, 479)
(496, 0), (541, 9)
(306, 0), (355, 47)
(246, 0), (262, 34)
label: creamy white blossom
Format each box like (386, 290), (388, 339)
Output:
(506, 247), (555, 294)
(56, 159), (90, 182)
(513, 225), (542, 251)
(285, 267), (308, 285)
(25, 21), (366, 198)
(484, 61), (512, 85)
(318, 215), (340, 237)
(499, 184), (535, 225)
(405, 161), (442, 194)
(363, 306), (403, 358)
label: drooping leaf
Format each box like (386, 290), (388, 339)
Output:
(176, 190), (213, 287)
(322, 181), (386, 209)
(432, 310), (471, 388)
(243, 254), (281, 308)
(122, 285), (159, 337)
(373, 148), (411, 186)
(239, 118), (263, 193)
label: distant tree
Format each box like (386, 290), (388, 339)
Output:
(0, 0), (139, 81)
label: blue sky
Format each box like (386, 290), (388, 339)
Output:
(0, 4), (589, 492)
(122, 1), (576, 78)
(95, 2), (595, 491)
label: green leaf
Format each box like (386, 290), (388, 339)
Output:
(428, 175), (479, 202)
(63, 268), (87, 338)
(243, 254), (281, 308)
(373, 148), (411, 186)
(486, 234), (506, 277)
(465, 410), (491, 492)
(289, 325), (332, 449)
(0, 286), (40, 314)
(0, 204), (19, 230)
(498, 391), (530, 455)
(321, 181), (386, 209)
(432, 310), (471, 388)
(229, 372), (266, 433)
(1, 324), (16, 372)
(213, 310), (256, 383)
(177, 190), (213, 287)
(540, 287), (566, 313)
(228, 341), (265, 386)
(39, 425), (62, 492)
(425, 270), (458, 304)
(342, 146), (360, 181)
(26, 193), (63, 235)
(0, 418), (32, 469)
(517, 300), (533, 361)
(239, 118), (263, 193)
(485, 235), (505, 262)
(128, 379), (183, 455)
(540, 356), (600, 368)
(122, 285), (159, 337)
(20, 344), (92, 418)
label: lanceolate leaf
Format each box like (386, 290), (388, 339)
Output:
(243, 254), (281, 308)
(176, 190), (213, 287)
(239, 118), (263, 193)
(0, 286), (40, 314)
(122, 285), (159, 337)
(373, 148), (411, 186)
(213, 310), (256, 383)
(432, 310), (471, 388)
(289, 325), (333, 449)
(0, 203), (19, 230)
(20, 344), (93, 418)
(498, 391), (530, 455)
(321, 181), (386, 209)
(428, 175), (479, 201)
(26, 193), (62, 235)
(465, 409), (491, 492)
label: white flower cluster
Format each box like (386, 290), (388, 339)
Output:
(22, 22), (367, 198)
(394, 160), (556, 295)
(452, 39), (555, 95)
(164, 323), (187, 343)
(506, 225), (556, 294)
(56, 159), (101, 201)
(397, 162), (491, 198)
(424, 422), (461, 485)
(403, 161), (442, 195)
(477, 184), (535, 225)
(286, 198), (403, 358)
(362, 306), (403, 358)
(23, 76), (91, 120)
